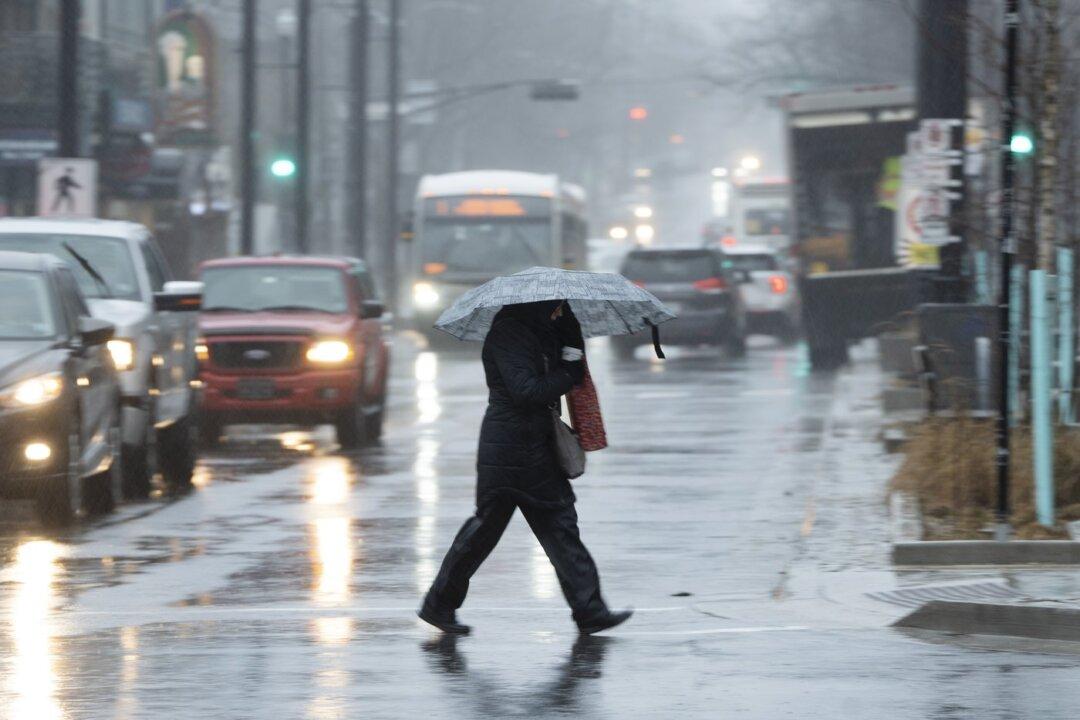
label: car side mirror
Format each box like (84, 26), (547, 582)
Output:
(78, 316), (115, 347)
(155, 280), (203, 313)
(360, 300), (384, 320)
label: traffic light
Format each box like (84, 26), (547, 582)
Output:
(270, 156), (297, 178)
(1010, 132), (1034, 155)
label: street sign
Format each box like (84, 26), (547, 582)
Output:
(920, 118), (962, 154)
(37, 158), (98, 218)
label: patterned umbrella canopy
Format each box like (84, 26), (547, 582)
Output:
(434, 266), (676, 342)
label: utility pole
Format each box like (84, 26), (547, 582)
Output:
(296, 0), (312, 254)
(349, 0), (370, 260)
(996, 0), (1021, 542)
(240, 0), (258, 255)
(385, 0), (401, 309)
(58, 0), (80, 157)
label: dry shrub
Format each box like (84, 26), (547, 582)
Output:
(891, 417), (1080, 538)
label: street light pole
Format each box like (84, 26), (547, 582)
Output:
(995, 0), (1021, 542)
(296, 0), (312, 254)
(58, 0), (80, 157)
(385, 0), (401, 309)
(349, 0), (370, 260)
(240, 0), (258, 255)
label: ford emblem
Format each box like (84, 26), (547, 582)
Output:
(243, 348), (272, 362)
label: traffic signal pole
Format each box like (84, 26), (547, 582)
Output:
(240, 0), (258, 255)
(995, 0), (1021, 541)
(385, 0), (401, 309)
(296, 0), (311, 254)
(58, 0), (80, 157)
(349, 0), (370, 260)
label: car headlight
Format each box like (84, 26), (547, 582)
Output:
(306, 340), (353, 364)
(2, 372), (64, 407)
(107, 339), (135, 371)
(413, 282), (441, 309)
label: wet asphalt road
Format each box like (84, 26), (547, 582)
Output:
(2, 334), (1080, 719)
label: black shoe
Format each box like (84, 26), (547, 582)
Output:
(418, 601), (472, 635)
(577, 609), (633, 635)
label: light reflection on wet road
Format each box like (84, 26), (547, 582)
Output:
(0, 335), (1078, 718)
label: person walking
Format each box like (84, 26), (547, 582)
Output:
(418, 299), (632, 635)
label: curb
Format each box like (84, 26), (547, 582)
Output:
(892, 540), (1080, 566)
(894, 601), (1080, 642)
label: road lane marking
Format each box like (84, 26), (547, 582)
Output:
(617, 625), (810, 637)
(633, 391), (691, 400)
(61, 605), (692, 616)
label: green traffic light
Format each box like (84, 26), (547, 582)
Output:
(1010, 133), (1034, 154)
(270, 157), (297, 177)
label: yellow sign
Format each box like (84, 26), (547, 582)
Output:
(906, 243), (940, 268)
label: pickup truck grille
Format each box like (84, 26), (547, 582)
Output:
(209, 340), (302, 370)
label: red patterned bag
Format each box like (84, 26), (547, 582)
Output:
(567, 358), (607, 452)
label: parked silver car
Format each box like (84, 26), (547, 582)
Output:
(0, 219), (202, 497)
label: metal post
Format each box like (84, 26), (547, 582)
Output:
(975, 250), (991, 304)
(995, 0), (1021, 541)
(58, 0), (80, 157)
(1031, 270), (1055, 526)
(1058, 246), (1074, 422)
(240, 0), (258, 255)
(1009, 264), (1024, 427)
(386, 0), (401, 309)
(917, 0), (969, 295)
(349, 0), (370, 260)
(296, 0), (311, 254)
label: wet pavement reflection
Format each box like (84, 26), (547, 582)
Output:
(0, 335), (1077, 718)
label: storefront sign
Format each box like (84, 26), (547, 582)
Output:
(154, 11), (216, 145)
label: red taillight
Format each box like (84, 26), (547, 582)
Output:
(769, 275), (789, 294)
(693, 276), (727, 293)
(721, 235), (737, 247)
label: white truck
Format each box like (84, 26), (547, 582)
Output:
(730, 179), (792, 252)
(0, 218), (202, 497)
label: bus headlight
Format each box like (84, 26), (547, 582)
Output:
(3, 373), (64, 407)
(107, 339), (136, 371)
(306, 340), (353, 364)
(413, 282), (441, 309)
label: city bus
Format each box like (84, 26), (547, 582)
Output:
(409, 170), (587, 332)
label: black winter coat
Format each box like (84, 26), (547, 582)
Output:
(476, 312), (580, 509)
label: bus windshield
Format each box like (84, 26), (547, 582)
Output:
(420, 220), (551, 276)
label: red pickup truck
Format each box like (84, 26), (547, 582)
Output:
(196, 256), (390, 448)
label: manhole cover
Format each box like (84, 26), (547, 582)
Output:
(867, 580), (1025, 609)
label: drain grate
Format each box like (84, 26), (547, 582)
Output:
(867, 580), (1025, 609)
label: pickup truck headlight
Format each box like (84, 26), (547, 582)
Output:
(2, 372), (64, 407)
(413, 282), (440, 309)
(107, 339), (136, 372)
(306, 340), (353, 364)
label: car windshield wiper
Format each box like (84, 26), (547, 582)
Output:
(201, 305), (254, 313)
(62, 242), (113, 298)
(259, 305), (336, 314)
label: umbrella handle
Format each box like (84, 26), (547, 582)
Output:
(644, 319), (665, 359)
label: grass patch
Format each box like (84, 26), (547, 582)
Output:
(891, 416), (1080, 539)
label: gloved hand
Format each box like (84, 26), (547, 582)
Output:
(554, 304), (584, 350)
(563, 356), (585, 384)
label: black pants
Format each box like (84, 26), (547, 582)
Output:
(428, 497), (607, 623)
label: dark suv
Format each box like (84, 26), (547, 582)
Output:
(615, 248), (746, 358)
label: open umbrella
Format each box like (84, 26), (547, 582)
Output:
(434, 266), (676, 355)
